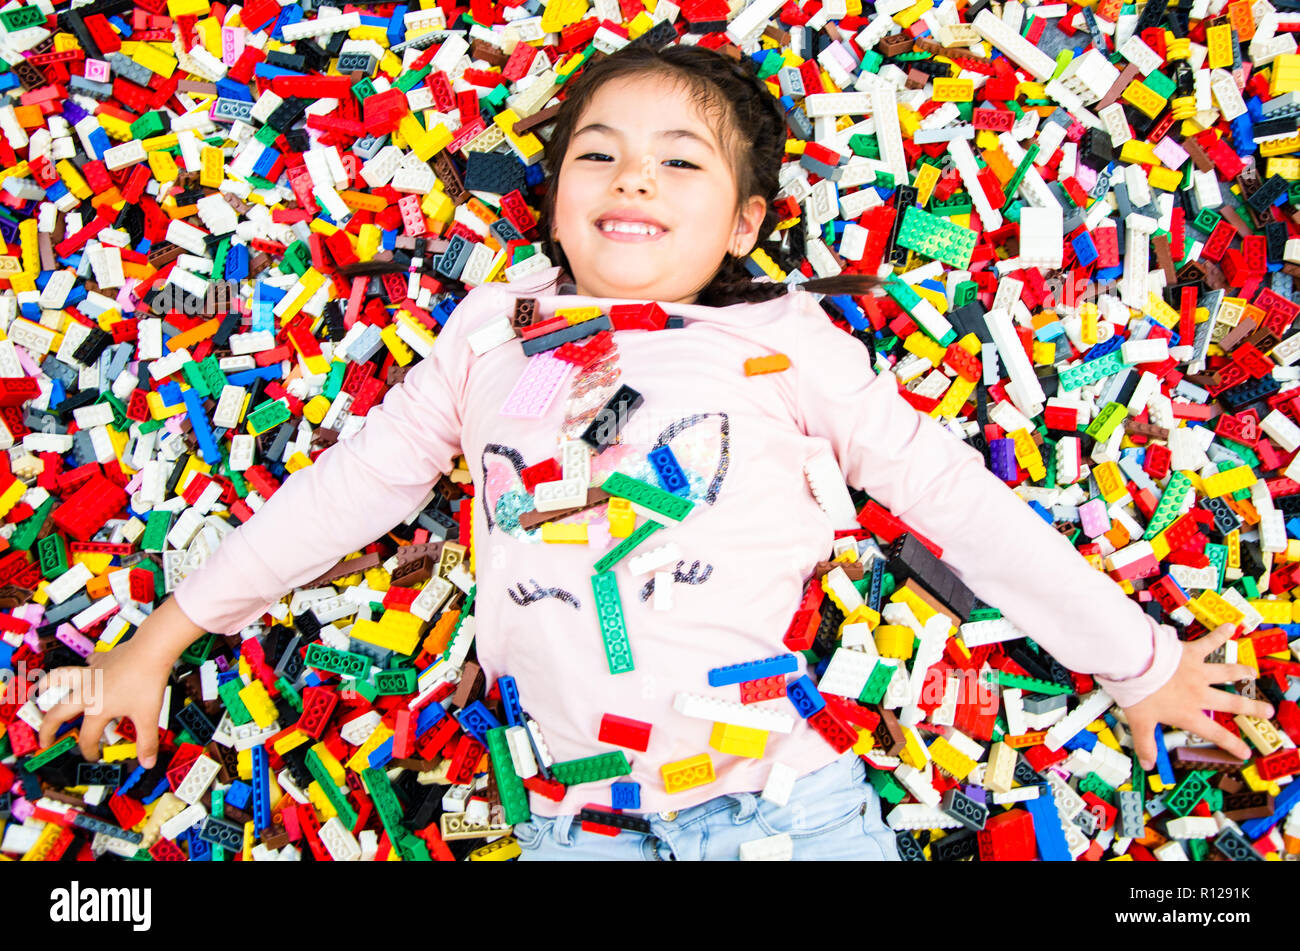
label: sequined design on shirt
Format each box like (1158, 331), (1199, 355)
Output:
(481, 414), (730, 605)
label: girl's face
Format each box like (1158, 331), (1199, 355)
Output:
(550, 72), (767, 305)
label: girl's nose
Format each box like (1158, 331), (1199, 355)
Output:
(613, 155), (657, 195)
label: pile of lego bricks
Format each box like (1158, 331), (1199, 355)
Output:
(0, 0), (1297, 862)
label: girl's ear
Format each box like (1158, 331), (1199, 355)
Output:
(730, 195), (767, 257)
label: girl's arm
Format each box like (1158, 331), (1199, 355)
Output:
(169, 282), (496, 636)
(792, 293), (1182, 709)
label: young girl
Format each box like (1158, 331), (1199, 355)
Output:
(38, 44), (1270, 861)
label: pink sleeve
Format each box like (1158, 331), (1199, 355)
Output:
(791, 292), (1182, 709)
(171, 283), (495, 635)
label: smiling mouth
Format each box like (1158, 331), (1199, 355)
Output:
(595, 221), (669, 241)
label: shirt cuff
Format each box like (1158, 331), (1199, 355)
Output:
(1092, 616), (1184, 710)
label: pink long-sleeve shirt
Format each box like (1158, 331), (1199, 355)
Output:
(173, 264), (1183, 818)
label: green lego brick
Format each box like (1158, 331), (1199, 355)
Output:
(180, 633), (215, 666)
(1144, 70), (1175, 99)
(142, 510), (173, 552)
(896, 205), (977, 269)
(1001, 144), (1040, 209)
(1165, 770), (1209, 817)
(848, 133), (880, 159)
(394, 65), (432, 92)
(1143, 471), (1194, 540)
(590, 571), (634, 674)
(218, 678), (253, 725)
(866, 766), (908, 804)
(1085, 402), (1126, 442)
(323, 361), (347, 399)
(304, 642), (370, 679)
(599, 471), (693, 522)
(246, 399), (291, 435)
(1204, 543), (1228, 592)
(1079, 771), (1116, 804)
(592, 519), (662, 573)
(550, 750), (631, 785)
(9, 496), (54, 552)
(275, 676), (303, 713)
(994, 671), (1073, 695)
(361, 766), (407, 845)
(305, 748), (358, 826)
(352, 77), (377, 101)
(372, 668), (417, 696)
(25, 733), (76, 770)
(859, 660), (894, 704)
(37, 533), (68, 580)
(485, 726), (530, 825)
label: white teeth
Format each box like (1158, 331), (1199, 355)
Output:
(598, 221), (662, 235)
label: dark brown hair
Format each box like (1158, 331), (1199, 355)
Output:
(535, 42), (881, 308)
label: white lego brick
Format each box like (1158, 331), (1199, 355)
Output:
(673, 692), (795, 733)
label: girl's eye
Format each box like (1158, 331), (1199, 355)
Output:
(576, 153), (697, 169)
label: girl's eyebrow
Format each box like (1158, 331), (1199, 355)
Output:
(573, 122), (716, 155)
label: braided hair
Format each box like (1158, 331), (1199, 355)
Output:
(535, 43), (880, 308)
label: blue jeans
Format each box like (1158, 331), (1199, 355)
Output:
(513, 753), (901, 860)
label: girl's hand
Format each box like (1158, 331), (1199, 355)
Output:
(1122, 622), (1275, 770)
(36, 631), (176, 769)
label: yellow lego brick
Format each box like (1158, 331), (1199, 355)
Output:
(852, 727), (875, 755)
(199, 144), (224, 188)
(890, 584), (938, 624)
(930, 375), (976, 419)
(494, 108), (544, 164)
(709, 722), (768, 758)
(607, 498), (635, 537)
(1261, 133), (1300, 157)
(1236, 636), (1258, 670)
(875, 624), (915, 660)
(1206, 23), (1234, 69)
(1011, 429), (1046, 479)
(380, 323), (415, 366)
(99, 114), (133, 142)
(903, 330), (946, 365)
(1270, 54), (1300, 96)
(932, 78), (974, 101)
(1032, 340), (1055, 365)
(1148, 165), (1182, 191)
(303, 394), (332, 425)
(911, 162), (942, 207)
(131, 43), (179, 79)
(421, 187), (455, 224)
(661, 752), (716, 794)
(1122, 80), (1168, 119)
(22, 823), (67, 861)
(1165, 36), (1190, 60)
(102, 742), (138, 762)
(893, 0), (933, 28)
(1266, 157), (1300, 180)
(1250, 599), (1292, 624)
(284, 450), (313, 473)
(556, 305), (603, 325)
(349, 615), (421, 655)
(469, 836), (522, 861)
(1186, 589), (1245, 630)
(56, 160), (92, 200)
(312, 742), (347, 787)
(929, 735), (977, 780)
(168, 0), (211, 14)
(356, 222), (382, 261)
(1119, 139), (1160, 165)
(1093, 460), (1127, 502)
(239, 680), (278, 728)
(306, 781), (338, 821)
(147, 148), (179, 183)
(277, 269), (325, 322)
(273, 728), (311, 756)
(899, 726), (928, 769)
(541, 522), (588, 543)
(1202, 464), (1255, 497)
(346, 724), (395, 772)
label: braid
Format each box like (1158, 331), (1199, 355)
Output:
(695, 253), (788, 307)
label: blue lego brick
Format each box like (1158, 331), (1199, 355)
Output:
(1153, 725), (1175, 786)
(1062, 728), (1097, 752)
(415, 699), (447, 738)
(224, 780), (252, 811)
(611, 781), (640, 810)
(648, 446), (690, 497)
(497, 675), (523, 727)
(1028, 500), (1053, 524)
(707, 653), (800, 687)
(456, 700), (502, 744)
(367, 735), (394, 769)
(251, 745), (271, 833)
(180, 387), (221, 464)
(1240, 776), (1300, 839)
(786, 674), (826, 718)
(1025, 790), (1071, 861)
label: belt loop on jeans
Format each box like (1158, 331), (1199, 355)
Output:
(553, 812), (576, 846)
(729, 791), (760, 824)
